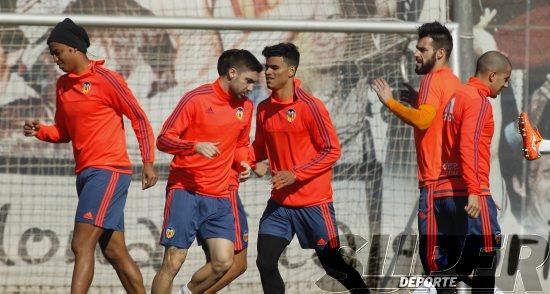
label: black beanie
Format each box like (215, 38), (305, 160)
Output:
(47, 18), (90, 53)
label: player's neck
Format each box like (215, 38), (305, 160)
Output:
(431, 61), (450, 73)
(72, 56), (91, 75)
(272, 80), (295, 102)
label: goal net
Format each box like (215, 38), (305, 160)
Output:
(0, 0), (451, 292)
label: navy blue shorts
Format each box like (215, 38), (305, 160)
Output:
(160, 189), (234, 249)
(198, 189), (249, 252)
(418, 184), (502, 274)
(75, 167), (131, 231)
(258, 200), (340, 250)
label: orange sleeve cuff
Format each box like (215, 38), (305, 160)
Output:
(386, 98), (436, 130)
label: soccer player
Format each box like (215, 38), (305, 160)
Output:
(23, 18), (157, 294)
(518, 111), (550, 160)
(251, 43), (369, 293)
(186, 161), (268, 294)
(152, 49), (262, 294)
(436, 51), (511, 293)
(371, 21), (461, 276)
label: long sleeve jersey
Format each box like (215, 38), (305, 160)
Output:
(36, 60), (155, 174)
(250, 79), (341, 207)
(436, 77), (494, 197)
(409, 67), (461, 186)
(157, 79), (252, 197)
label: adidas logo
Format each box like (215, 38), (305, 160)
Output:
(207, 106), (214, 114)
(83, 211), (93, 220)
(317, 238), (327, 246)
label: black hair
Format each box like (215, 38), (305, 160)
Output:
(217, 49), (263, 76)
(261, 42), (300, 68)
(417, 21), (453, 60)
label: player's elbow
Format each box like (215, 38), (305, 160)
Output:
(156, 136), (169, 152)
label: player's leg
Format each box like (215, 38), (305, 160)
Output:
(417, 184), (439, 274)
(188, 238), (234, 292)
(518, 112), (550, 160)
(70, 222), (104, 294)
(98, 230), (145, 293)
(465, 196), (501, 293)
(188, 196), (235, 293)
(152, 189), (199, 294)
(256, 200), (293, 294)
(257, 234), (289, 294)
(71, 168), (130, 293)
(203, 190), (249, 293)
(294, 202), (369, 293)
(152, 246), (188, 294)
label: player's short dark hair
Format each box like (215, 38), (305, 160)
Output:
(217, 49), (262, 76)
(475, 50), (512, 75)
(417, 21), (453, 60)
(262, 43), (300, 68)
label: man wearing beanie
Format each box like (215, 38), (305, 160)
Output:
(24, 18), (157, 294)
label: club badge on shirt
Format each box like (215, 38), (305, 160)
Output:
(236, 107), (244, 120)
(82, 81), (91, 94)
(286, 108), (296, 122)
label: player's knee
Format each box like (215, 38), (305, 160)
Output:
(101, 246), (124, 263)
(71, 238), (94, 256)
(211, 257), (233, 276)
(256, 254), (277, 273)
(159, 250), (186, 278)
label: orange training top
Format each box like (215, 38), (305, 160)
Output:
(157, 79), (252, 197)
(250, 79), (341, 207)
(436, 77), (494, 197)
(36, 60), (155, 174)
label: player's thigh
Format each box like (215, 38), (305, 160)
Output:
(160, 189), (200, 249)
(465, 196), (502, 253)
(258, 200), (293, 243)
(294, 202), (339, 251)
(72, 222), (104, 252)
(197, 196), (235, 244)
(75, 168), (130, 231)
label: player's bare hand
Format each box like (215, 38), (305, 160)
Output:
(141, 162), (158, 190)
(23, 120), (40, 137)
(239, 161), (251, 182)
(253, 161), (269, 178)
(465, 194), (481, 218)
(195, 142), (220, 159)
(271, 170), (296, 190)
(371, 78), (393, 105)
(400, 82), (418, 106)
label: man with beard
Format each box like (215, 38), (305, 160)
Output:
(371, 21), (461, 282)
(152, 49), (261, 294)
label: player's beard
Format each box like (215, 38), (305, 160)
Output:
(415, 53), (436, 75)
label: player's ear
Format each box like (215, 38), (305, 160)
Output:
(436, 48), (445, 60)
(488, 71), (496, 83)
(288, 65), (296, 78)
(228, 67), (237, 80)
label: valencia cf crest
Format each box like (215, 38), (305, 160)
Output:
(286, 108), (296, 122)
(165, 227), (175, 239)
(82, 81), (91, 94)
(495, 231), (501, 245)
(235, 107), (244, 120)
(243, 233), (249, 242)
